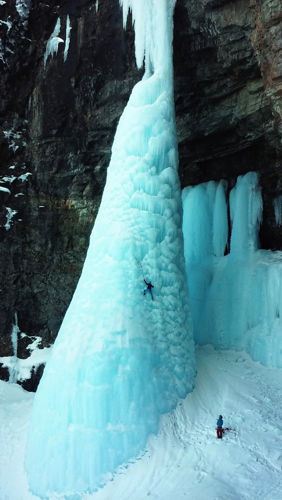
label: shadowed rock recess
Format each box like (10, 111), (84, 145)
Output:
(0, 0), (281, 388)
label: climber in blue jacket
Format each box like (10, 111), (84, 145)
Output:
(216, 415), (223, 439)
(143, 279), (154, 300)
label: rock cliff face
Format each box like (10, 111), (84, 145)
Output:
(0, 0), (139, 373)
(174, 0), (282, 249)
(0, 0), (281, 387)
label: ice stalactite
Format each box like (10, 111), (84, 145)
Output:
(26, 1), (195, 496)
(63, 15), (71, 63)
(229, 172), (262, 256)
(9, 313), (19, 384)
(43, 18), (64, 67)
(273, 195), (282, 226)
(183, 172), (282, 368)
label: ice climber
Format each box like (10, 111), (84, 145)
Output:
(143, 279), (154, 300)
(216, 415), (223, 439)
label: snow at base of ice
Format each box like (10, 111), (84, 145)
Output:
(183, 172), (282, 368)
(3, 346), (282, 500)
(26, 1), (195, 497)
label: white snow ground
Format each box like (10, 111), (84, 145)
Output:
(2, 345), (282, 500)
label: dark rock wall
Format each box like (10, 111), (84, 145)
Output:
(0, 0), (139, 356)
(0, 0), (281, 366)
(174, 0), (282, 248)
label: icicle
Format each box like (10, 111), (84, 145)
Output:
(9, 313), (19, 383)
(63, 15), (71, 62)
(213, 181), (228, 257)
(273, 195), (282, 226)
(119, 0), (176, 75)
(230, 172), (262, 256)
(44, 18), (64, 67)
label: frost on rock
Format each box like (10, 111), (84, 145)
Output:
(1, 175), (16, 183)
(18, 172), (32, 182)
(3, 129), (22, 152)
(44, 17), (64, 67)
(0, 39), (4, 63)
(26, 0), (195, 497)
(183, 172), (282, 368)
(0, 18), (12, 33)
(15, 0), (31, 20)
(4, 206), (17, 230)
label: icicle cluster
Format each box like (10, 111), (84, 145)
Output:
(120, 0), (176, 74)
(44, 16), (72, 67)
(183, 172), (282, 368)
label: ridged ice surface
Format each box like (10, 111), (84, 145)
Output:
(25, 1), (195, 496)
(183, 172), (282, 367)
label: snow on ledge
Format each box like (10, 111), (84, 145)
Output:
(0, 345), (52, 384)
(0, 186), (11, 195)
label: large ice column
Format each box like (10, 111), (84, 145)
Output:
(229, 172), (262, 256)
(182, 180), (228, 332)
(25, 1), (195, 496)
(183, 172), (282, 368)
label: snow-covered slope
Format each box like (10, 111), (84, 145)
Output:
(2, 346), (282, 500)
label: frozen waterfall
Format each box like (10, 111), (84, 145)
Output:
(25, 0), (195, 496)
(183, 172), (282, 368)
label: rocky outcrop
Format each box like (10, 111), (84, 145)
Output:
(0, 0), (281, 383)
(174, 0), (282, 248)
(0, 0), (139, 361)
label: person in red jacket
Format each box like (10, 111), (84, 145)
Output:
(216, 415), (223, 439)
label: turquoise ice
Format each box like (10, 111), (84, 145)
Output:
(25, 1), (195, 496)
(183, 172), (282, 368)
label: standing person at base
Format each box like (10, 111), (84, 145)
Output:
(216, 415), (223, 439)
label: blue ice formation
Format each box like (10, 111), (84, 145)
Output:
(183, 172), (282, 368)
(25, 0), (195, 496)
(9, 313), (19, 383)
